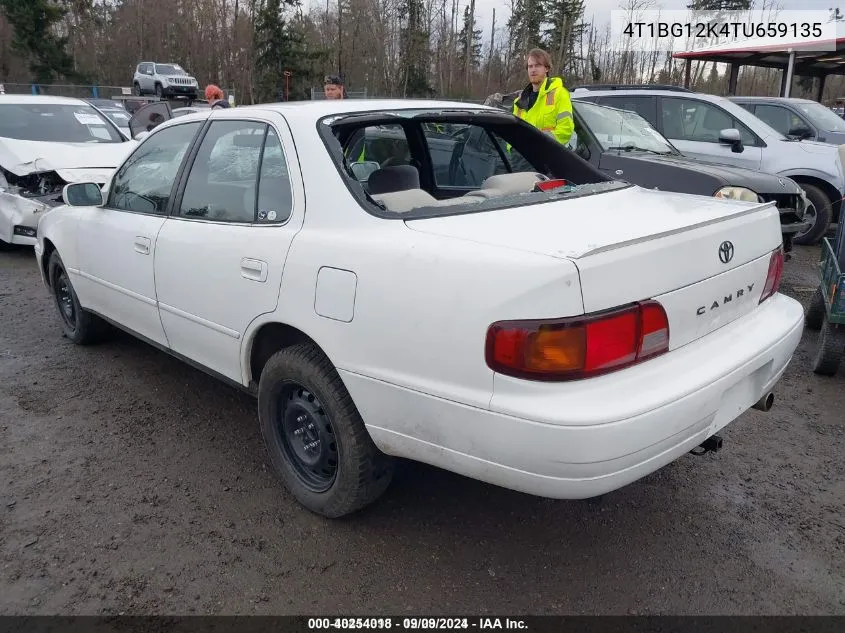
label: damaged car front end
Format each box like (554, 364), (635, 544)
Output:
(0, 96), (136, 247)
(0, 166), (119, 246)
(0, 167), (60, 244)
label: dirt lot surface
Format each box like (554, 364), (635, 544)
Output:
(1, 242), (844, 616)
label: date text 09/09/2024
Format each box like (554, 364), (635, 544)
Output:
(307, 618), (528, 630)
(623, 21), (823, 39)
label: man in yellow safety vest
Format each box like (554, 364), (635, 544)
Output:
(512, 48), (573, 146)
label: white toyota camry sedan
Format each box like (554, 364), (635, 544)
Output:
(34, 99), (805, 518)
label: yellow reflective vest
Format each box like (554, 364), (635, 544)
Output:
(512, 77), (574, 145)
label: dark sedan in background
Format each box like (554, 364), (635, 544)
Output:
(484, 91), (812, 252)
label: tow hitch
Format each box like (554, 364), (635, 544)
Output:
(690, 434), (723, 456)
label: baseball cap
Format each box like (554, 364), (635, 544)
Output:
(324, 74), (343, 86)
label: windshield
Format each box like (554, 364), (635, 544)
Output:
(0, 103), (125, 143)
(99, 108), (131, 129)
(156, 64), (186, 75)
(575, 101), (676, 154)
(794, 101), (845, 132)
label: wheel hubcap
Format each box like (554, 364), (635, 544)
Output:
(56, 272), (76, 329)
(275, 385), (337, 492)
(796, 204), (817, 239)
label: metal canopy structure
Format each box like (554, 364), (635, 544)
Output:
(672, 33), (845, 100)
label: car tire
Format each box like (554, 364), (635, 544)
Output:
(812, 321), (844, 376)
(155, 83), (163, 98)
(257, 342), (394, 518)
(48, 251), (110, 345)
(794, 183), (832, 246)
(805, 286), (827, 331)
(133, 82), (142, 96)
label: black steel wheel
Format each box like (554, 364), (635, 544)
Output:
(274, 384), (338, 493)
(47, 251), (110, 345)
(258, 342), (394, 518)
(54, 267), (78, 332)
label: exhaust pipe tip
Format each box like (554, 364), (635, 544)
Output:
(753, 391), (775, 412)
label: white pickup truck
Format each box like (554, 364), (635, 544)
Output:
(35, 100), (804, 518)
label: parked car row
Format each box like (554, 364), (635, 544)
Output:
(484, 91), (815, 252)
(568, 87), (844, 246)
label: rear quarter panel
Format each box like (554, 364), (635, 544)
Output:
(265, 219), (584, 411)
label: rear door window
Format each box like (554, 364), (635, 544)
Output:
(661, 97), (758, 146)
(423, 124), (534, 188)
(345, 124), (412, 167)
(596, 96), (658, 128)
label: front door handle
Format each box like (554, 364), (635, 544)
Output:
(134, 236), (151, 255)
(241, 258), (268, 282)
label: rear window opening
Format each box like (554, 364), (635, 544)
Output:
(317, 109), (628, 219)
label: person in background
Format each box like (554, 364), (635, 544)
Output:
(511, 48), (573, 146)
(324, 74), (347, 100)
(204, 84), (230, 108)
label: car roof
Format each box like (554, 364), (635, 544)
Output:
(0, 94), (94, 106)
(148, 99), (504, 138)
(160, 99), (494, 124)
(257, 98), (492, 115)
(728, 96), (815, 104)
(572, 88), (722, 100)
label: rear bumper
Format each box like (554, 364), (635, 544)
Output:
(345, 293), (805, 499)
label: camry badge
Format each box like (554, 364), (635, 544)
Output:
(719, 240), (734, 264)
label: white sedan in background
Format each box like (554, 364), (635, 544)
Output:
(0, 95), (136, 247)
(34, 99), (804, 518)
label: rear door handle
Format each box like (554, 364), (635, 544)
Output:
(241, 258), (268, 282)
(134, 236), (151, 255)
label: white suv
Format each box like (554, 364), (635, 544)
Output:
(572, 88), (845, 245)
(133, 61), (199, 101)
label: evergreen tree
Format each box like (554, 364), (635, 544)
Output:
(507, 0), (546, 61)
(253, 0), (324, 101)
(457, 2), (482, 78)
(400, 0), (433, 97)
(686, 0), (751, 9)
(543, 0), (585, 81)
(0, 0), (85, 83)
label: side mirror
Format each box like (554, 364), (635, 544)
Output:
(718, 128), (743, 153)
(788, 127), (813, 140)
(63, 182), (104, 207)
(349, 161), (381, 182)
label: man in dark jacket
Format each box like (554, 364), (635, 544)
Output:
(324, 74), (347, 100)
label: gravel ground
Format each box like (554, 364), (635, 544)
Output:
(1, 242), (843, 616)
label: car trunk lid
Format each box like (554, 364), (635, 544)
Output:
(405, 185), (783, 349)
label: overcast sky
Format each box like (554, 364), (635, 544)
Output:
(470, 0), (840, 45)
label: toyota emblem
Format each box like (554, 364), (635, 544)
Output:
(719, 240), (734, 264)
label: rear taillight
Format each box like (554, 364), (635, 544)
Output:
(485, 300), (670, 381)
(533, 179), (569, 192)
(759, 246), (784, 304)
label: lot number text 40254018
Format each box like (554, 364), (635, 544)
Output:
(307, 618), (529, 630)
